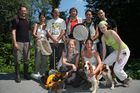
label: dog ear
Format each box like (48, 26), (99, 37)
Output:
(88, 62), (93, 74)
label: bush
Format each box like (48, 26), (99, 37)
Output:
(125, 59), (140, 79)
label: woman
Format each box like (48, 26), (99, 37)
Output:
(80, 39), (102, 89)
(83, 9), (99, 50)
(66, 7), (83, 38)
(57, 39), (80, 86)
(81, 39), (102, 77)
(58, 39), (79, 72)
(98, 21), (132, 87)
(31, 13), (49, 79)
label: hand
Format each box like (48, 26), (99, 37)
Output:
(14, 43), (19, 50)
(53, 39), (58, 45)
(117, 55), (122, 64)
(89, 73), (94, 78)
(72, 64), (77, 71)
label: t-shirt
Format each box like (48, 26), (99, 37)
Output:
(11, 17), (30, 42)
(47, 18), (66, 43)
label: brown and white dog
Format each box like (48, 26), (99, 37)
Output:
(83, 61), (116, 92)
(101, 64), (116, 90)
(84, 61), (98, 93)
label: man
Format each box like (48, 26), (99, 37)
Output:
(11, 5), (31, 83)
(97, 9), (117, 32)
(47, 8), (66, 69)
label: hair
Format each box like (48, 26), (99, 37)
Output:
(96, 8), (105, 13)
(66, 39), (77, 58)
(69, 7), (78, 14)
(85, 38), (93, 45)
(84, 38), (93, 51)
(51, 8), (59, 16)
(39, 12), (46, 18)
(85, 9), (94, 15)
(98, 21), (109, 28)
(68, 39), (77, 46)
(18, 5), (27, 11)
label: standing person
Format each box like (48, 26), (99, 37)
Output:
(31, 12), (52, 80)
(66, 7), (83, 39)
(96, 9), (118, 56)
(11, 5), (31, 83)
(98, 21), (132, 87)
(47, 8), (66, 69)
(65, 7), (83, 53)
(83, 9), (99, 50)
(97, 9), (117, 32)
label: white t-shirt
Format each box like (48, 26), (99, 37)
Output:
(47, 18), (66, 43)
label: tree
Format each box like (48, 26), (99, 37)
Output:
(84, 0), (140, 58)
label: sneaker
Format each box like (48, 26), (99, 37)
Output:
(123, 77), (132, 87)
(31, 72), (42, 80)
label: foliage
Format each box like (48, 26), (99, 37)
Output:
(125, 59), (140, 79)
(84, 0), (140, 58)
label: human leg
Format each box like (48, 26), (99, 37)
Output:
(13, 42), (23, 83)
(113, 48), (131, 86)
(23, 42), (30, 80)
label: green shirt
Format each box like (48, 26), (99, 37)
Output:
(105, 30), (127, 50)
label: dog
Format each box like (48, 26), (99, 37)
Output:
(83, 61), (98, 93)
(45, 69), (74, 93)
(45, 72), (65, 93)
(100, 64), (117, 90)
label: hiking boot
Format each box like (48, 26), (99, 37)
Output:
(15, 74), (21, 83)
(15, 64), (21, 83)
(123, 76), (132, 87)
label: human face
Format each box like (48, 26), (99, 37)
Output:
(99, 24), (107, 34)
(97, 10), (105, 20)
(68, 40), (76, 52)
(39, 15), (45, 22)
(19, 7), (27, 17)
(52, 9), (60, 18)
(85, 40), (93, 50)
(85, 11), (93, 20)
(70, 9), (77, 18)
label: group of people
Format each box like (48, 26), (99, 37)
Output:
(11, 5), (132, 89)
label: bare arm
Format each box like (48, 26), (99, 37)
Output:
(12, 29), (19, 49)
(113, 27), (118, 33)
(47, 30), (57, 43)
(32, 23), (38, 39)
(93, 51), (102, 75)
(62, 52), (74, 67)
(111, 31), (123, 62)
(57, 30), (65, 41)
(91, 25), (99, 41)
